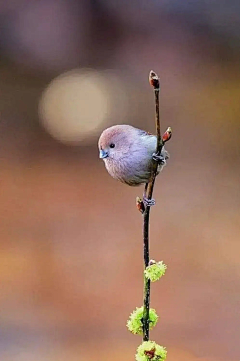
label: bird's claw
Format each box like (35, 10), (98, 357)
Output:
(143, 197), (156, 207)
(152, 152), (166, 165)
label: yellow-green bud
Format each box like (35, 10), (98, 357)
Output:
(144, 261), (167, 282)
(127, 307), (158, 335)
(136, 341), (167, 361)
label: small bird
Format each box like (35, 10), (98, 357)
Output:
(98, 124), (169, 187)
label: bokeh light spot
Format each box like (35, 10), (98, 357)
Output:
(39, 69), (111, 144)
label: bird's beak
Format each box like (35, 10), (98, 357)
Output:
(99, 149), (108, 159)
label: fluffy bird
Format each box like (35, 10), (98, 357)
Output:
(98, 124), (169, 186)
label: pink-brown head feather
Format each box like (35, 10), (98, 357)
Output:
(98, 125), (136, 161)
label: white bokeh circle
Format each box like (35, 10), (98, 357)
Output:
(39, 69), (113, 144)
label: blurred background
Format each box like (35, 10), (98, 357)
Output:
(0, 1), (239, 360)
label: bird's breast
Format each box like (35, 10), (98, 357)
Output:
(104, 155), (152, 186)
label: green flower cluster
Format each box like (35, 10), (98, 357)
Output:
(127, 307), (158, 335)
(144, 261), (167, 282)
(136, 341), (167, 361)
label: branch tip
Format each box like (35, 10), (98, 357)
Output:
(149, 70), (160, 90)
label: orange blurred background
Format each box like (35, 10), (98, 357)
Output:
(0, 1), (239, 360)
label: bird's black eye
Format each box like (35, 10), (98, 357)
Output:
(110, 143), (115, 148)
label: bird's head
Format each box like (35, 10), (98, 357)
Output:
(98, 125), (134, 161)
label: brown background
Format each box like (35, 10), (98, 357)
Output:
(0, 1), (239, 360)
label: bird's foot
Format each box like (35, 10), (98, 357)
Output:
(143, 197), (156, 207)
(152, 152), (166, 165)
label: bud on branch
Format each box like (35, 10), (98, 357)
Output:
(162, 127), (172, 143)
(149, 70), (160, 90)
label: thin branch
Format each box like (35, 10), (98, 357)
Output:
(149, 70), (163, 155)
(142, 70), (163, 341)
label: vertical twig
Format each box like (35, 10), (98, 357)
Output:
(142, 70), (163, 341)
